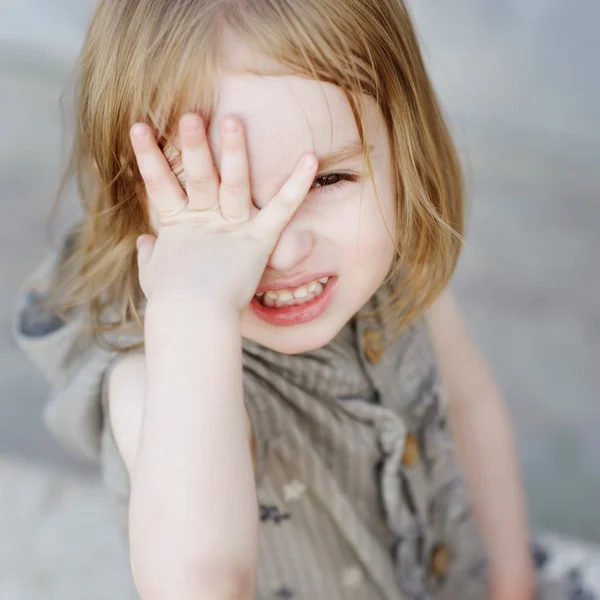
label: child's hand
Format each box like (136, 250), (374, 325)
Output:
(130, 113), (318, 312)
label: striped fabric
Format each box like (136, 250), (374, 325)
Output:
(13, 234), (599, 600)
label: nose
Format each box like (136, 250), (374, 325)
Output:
(267, 225), (315, 272)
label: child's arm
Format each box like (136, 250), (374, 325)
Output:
(109, 311), (258, 600)
(116, 113), (317, 600)
(426, 290), (536, 600)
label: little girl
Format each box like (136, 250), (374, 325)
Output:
(13, 0), (600, 599)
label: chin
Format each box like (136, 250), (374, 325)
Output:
(242, 312), (347, 355)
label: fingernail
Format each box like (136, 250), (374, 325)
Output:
(132, 124), (147, 138)
(302, 155), (316, 170)
(222, 118), (239, 134)
(182, 114), (201, 132)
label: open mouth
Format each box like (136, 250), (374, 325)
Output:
(250, 276), (337, 326)
(254, 276), (330, 308)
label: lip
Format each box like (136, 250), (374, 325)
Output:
(250, 277), (338, 326)
(255, 272), (335, 295)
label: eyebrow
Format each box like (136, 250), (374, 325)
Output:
(316, 140), (375, 172)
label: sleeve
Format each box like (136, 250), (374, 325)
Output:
(11, 238), (122, 461)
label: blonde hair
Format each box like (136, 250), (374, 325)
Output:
(47, 0), (464, 350)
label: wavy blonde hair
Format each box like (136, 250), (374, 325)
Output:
(47, 0), (464, 351)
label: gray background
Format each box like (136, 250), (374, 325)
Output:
(0, 1), (598, 597)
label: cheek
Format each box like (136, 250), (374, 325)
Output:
(354, 178), (398, 262)
(309, 180), (397, 264)
(357, 216), (396, 270)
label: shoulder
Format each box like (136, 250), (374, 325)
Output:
(424, 288), (463, 347)
(425, 289), (498, 406)
(425, 289), (485, 364)
(425, 289), (474, 368)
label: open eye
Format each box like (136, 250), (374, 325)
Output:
(311, 172), (358, 193)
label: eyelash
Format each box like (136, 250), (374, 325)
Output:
(311, 172), (358, 194)
(165, 151), (358, 196)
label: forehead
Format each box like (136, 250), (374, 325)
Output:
(206, 73), (382, 188)
(211, 74), (356, 149)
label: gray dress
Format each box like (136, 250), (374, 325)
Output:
(13, 233), (600, 600)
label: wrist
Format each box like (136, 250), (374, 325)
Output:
(142, 296), (244, 408)
(143, 296), (242, 368)
(144, 294), (239, 331)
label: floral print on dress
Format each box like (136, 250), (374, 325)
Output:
(282, 480), (307, 503)
(273, 586), (294, 598)
(259, 504), (291, 525)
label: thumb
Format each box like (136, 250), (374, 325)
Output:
(136, 234), (156, 270)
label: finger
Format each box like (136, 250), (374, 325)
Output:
(253, 154), (317, 239)
(179, 114), (220, 212)
(218, 116), (252, 222)
(130, 124), (187, 219)
(136, 234), (156, 270)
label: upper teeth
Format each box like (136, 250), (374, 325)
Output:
(256, 277), (329, 303)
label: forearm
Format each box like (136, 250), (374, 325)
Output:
(130, 301), (257, 599)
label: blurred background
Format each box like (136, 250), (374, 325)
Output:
(0, 0), (598, 598)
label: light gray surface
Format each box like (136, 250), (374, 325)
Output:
(0, 2), (599, 596)
(408, 1), (600, 540)
(0, 457), (135, 599)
